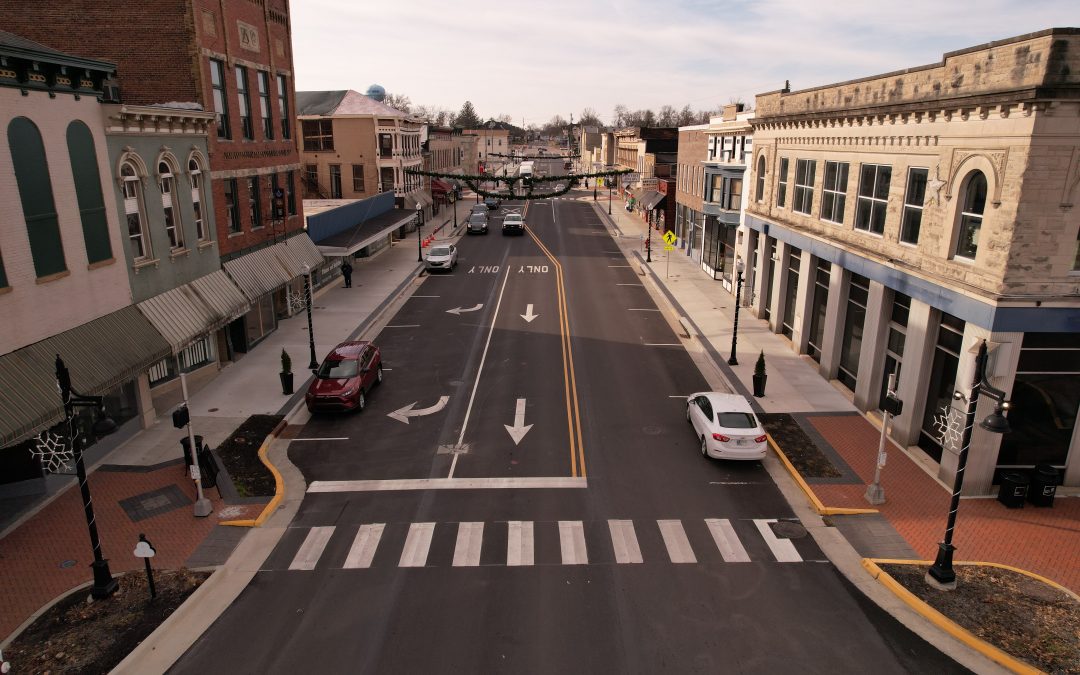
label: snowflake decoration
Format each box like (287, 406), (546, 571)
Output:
(287, 289), (307, 314)
(31, 429), (73, 474)
(933, 405), (964, 449)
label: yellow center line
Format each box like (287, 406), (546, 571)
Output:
(523, 202), (585, 477)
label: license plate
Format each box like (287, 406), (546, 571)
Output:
(736, 440), (748, 446)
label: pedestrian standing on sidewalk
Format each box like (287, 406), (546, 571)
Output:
(341, 259), (353, 288)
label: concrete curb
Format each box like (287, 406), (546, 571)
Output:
(218, 418), (288, 528)
(862, 559), (1048, 674)
(766, 433), (878, 516)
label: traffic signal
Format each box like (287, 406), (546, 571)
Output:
(172, 405), (190, 429)
(272, 187), (285, 219)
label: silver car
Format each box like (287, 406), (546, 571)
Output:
(467, 212), (489, 234)
(424, 244), (457, 272)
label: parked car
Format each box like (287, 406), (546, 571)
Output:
(484, 196), (501, 210)
(305, 342), (382, 413)
(686, 392), (768, 460)
(425, 244), (458, 271)
(466, 212), (489, 234)
(470, 203), (488, 216)
(502, 213), (525, 235)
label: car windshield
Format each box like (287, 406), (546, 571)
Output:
(469, 214), (485, 222)
(430, 247), (451, 256)
(505, 215), (522, 223)
(716, 412), (756, 429)
(317, 359), (358, 379)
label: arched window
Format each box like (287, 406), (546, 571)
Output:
(955, 171), (987, 260)
(9, 117), (66, 278)
(158, 159), (184, 250)
(189, 156), (207, 242)
(121, 161), (151, 260)
(66, 121), (112, 264)
(755, 155), (766, 202)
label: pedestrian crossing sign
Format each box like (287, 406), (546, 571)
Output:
(662, 231), (677, 246)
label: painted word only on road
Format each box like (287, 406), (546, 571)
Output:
(517, 265), (550, 274)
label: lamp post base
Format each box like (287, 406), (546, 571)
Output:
(864, 482), (886, 505)
(90, 559), (118, 599)
(727, 356), (738, 366)
(194, 497), (213, 517)
(926, 542), (958, 590)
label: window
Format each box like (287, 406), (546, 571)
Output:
(807, 260), (831, 362)
(955, 171), (986, 260)
(210, 59), (230, 139)
(10, 117), (66, 277)
(277, 74), (290, 139)
(793, 159), (815, 215)
(329, 165), (342, 199)
(352, 165), (365, 192)
(302, 120), (334, 151)
(270, 173), (282, 219)
(159, 160), (184, 250)
(919, 312), (965, 461)
(879, 291), (910, 410)
(66, 121), (112, 264)
(257, 71), (273, 139)
(855, 164), (891, 234)
(837, 273), (869, 391)
(1074, 228), (1080, 271)
(900, 168), (928, 245)
(721, 177), (743, 211)
(303, 163), (317, 189)
(286, 170), (297, 215)
(820, 161), (848, 224)
(235, 66), (253, 139)
(224, 178), (241, 233)
(248, 176), (261, 228)
(378, 133), (393, 158)
(777, 157), (789, 207)
(781, 248), (801, 339)
(121, 162), (150, 260)
(189, 157), (207, 241)
(755, 156), (765, 202)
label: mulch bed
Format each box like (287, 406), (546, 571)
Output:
(214, 414), (282, 498)
(759, 413), (842, 478)
(879, 563), (1080, 674)
(3, 569), (209, 674)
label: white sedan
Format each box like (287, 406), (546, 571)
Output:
(686, 392), (768, 460)
(424, 244), (457, 272)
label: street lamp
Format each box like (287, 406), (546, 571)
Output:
(646, 209), (654, 263)
(302, 264), (318, 371)
(926, 339), (1011, 590)
(55, 355), (119, 599)
(415, 202), (423, 262)
(608, 177), (612, 215)
(727, 257), (745, 366)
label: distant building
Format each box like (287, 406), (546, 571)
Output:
(463, 120), (513, 171)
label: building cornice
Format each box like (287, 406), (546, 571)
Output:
(103, 103), (214, 135)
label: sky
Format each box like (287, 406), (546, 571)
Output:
(290, 0), (1079, 127)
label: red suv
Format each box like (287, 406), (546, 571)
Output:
(305, 341), (383, 413)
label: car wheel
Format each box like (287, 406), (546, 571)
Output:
(356, 391), (366, 411)
(376, 365), (383, 385)
(700, 436), (709, 458)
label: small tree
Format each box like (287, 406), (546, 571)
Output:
(755, 351), (766, 377)
(281, 348), (292, 374)
(454, 100), (482, 129)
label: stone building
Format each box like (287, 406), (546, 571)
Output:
(743, 28), (1080, 492)
(463, 121), (511, 172)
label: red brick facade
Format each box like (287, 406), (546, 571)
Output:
(0, 0), (303, 258)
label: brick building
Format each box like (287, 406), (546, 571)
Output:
(743, 29), (1080, 492)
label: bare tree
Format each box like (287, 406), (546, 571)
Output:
(384, 92), (411, 113)
(677, 104), (696, 126)
(612, 104), (629, 128)
(495, 113), (514, 125)
(579, 107), (602, 128)
(657, 105), (677, 127)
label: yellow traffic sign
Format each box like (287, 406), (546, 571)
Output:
(662, 231), (677, 245)
(664, 245), (675, 251)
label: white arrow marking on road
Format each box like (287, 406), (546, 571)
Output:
(521, 304), (539, 323)
(387, 396), (450, 424)
(504, 398), (533, 445)
(446, 304), (483, 315)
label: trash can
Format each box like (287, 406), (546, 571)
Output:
(1028, 463), (1060, 507)
(197, 445), (219, 490)
(180, 435), (203, 469)
(997, 471), (1030, 509)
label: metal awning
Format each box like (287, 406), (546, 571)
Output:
(404, 192), (433, 211)
(188, 270), (250, 328)
(222, 244), (295, 301)
(280, 233), (325, 275)
(641, 190), (666, 210)
(313, 209), (415, 257)
(137, 271), (251, 352)
(0, 306), (172, 446)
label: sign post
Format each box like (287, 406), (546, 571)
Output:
(662, 231), (677, 279)
(134, 533), (157, 600)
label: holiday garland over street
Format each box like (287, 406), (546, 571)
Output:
(405, 167), (632, 201)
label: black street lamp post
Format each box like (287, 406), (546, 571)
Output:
(646, 210), (653, 263)
(728, 258), (745, 366)
(55, 355), (119, 599)
(416, 202), (423, 263)
(607, 178), (612, 215)
(302, 264), (318, 370)
(926, 340), (1011, 590)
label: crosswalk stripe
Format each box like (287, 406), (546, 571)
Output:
(754, 519), (803, 562)
(400, 522), (435, 567)
(559, 521), (588, 565)
(658, 520), (697, 563)
(453, 522), (484, 567)
(343, 523), (384, 569)
(607, 520), (643, 564)
(705, 519), (751, 563)
(289, 526), (335, 570)
(506, 521), (534, 566)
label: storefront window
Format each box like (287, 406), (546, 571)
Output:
(807, 260), (831, 361)
(762, 239), (776, 320)
(781, 248), (801, 339)
(879, 292), (910, 409)
(837, 273), (869, 390)
(919, 312), (965, 461)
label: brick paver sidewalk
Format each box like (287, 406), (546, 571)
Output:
(807, 414), (1080, 593)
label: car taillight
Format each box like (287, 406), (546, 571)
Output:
(755, 434), (768, 443)
(712, 433), (730, 442)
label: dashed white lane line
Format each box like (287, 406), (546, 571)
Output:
(628, 308), (661, 312)
(308, 477), (587, 492)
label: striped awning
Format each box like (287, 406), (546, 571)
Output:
(279, 233), (325, 276)
(136, 270), (250, 352)
(222, 244), (294, 301)
(0, 305), (172, 446)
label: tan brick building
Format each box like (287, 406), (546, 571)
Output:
(743, 29), (1080, 491)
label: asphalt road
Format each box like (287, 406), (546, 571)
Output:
(173, 157), (969, 674)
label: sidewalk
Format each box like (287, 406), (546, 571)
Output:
(585, 189), (1080, 595)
